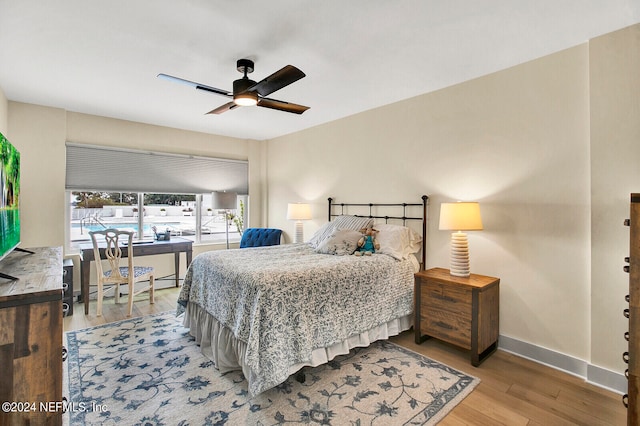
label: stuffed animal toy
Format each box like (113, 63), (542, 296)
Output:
(354, 227), (380, 256)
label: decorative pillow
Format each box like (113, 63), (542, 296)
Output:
(315, 229), (363, 256)
(374, 223), (422, 260)
(307, 221), (334, 248)
(308, 215), (374, 248)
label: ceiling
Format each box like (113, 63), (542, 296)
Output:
(1, 1), (638, 141)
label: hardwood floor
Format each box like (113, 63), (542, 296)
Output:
(64, 287), (627, 425)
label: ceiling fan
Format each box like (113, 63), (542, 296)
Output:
(158, 59), (309, 115)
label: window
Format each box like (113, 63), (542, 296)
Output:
(65, 144), (248, 251)
(67, 191), (247, 251)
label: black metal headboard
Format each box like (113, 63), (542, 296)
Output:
(327, 195), (429, 268)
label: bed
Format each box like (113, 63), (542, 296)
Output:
(177, 196), (429, 396)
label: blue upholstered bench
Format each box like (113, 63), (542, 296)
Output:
(239, 228), (283, 248)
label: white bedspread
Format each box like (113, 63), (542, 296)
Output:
(177, 243), (415, 396)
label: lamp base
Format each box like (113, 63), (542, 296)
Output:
(225, 216), (230, 249)
(294, 221), (304, 244)
(449, 231), (470, 277)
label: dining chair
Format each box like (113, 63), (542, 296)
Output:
(89, 229), (155, 317)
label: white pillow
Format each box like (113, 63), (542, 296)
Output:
(374, 223), (422, 260)
(308, 221), (334, 248)
(308, 215), (374, 248)
(315, 229), (362, 256)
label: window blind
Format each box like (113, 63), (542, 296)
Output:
(65, 143), (248, 194)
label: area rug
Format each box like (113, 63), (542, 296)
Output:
(64, 311), (479, 425)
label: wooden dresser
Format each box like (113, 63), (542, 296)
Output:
(415, 267), (500, 366)
(625, 194), (640, 424)
(0, 247), (63, 426)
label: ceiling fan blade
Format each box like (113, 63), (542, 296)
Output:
(206, 101), (239, 115)
(257, 98), (309, 115)
(248, 65), (306, 97)
(157, 73), (232, 98)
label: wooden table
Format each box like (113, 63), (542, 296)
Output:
(79, 237), (193, 314)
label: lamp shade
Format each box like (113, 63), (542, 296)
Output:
(438, 202), (483, 231)
(287, 203), (312, 221)
(212, 191), (237, 210)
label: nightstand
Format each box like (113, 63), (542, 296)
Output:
(414, 267), (500, 366)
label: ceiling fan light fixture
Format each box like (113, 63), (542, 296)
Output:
(233, 77), (258, 106)
(234, 91), (258, 106)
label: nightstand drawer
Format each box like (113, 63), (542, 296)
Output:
(420, 307), (471, 349)
(420, 282), (471, 315)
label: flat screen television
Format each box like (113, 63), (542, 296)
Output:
(0, 131), (20, 262)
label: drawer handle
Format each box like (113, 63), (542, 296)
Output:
(624, 265), (630, 273)
(434, 321), (454, 330)
(63, 282), (69, 292)
(626, 294), (630, 303)
(63, 303), (70, 315)
(623, 351), (629, 364)
(625, 331), (630, 341)
(624, 308), (630, 319)
(62, 346), (68, 362)
(623, 394), (628, 408)
(433, 294), (458, 303)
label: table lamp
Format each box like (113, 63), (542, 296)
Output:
(212, 191), (237, 249)
(287, 203), (312, 243)
(438, 202), (483, 277)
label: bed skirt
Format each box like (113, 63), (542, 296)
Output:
(182, 302), (413, 394)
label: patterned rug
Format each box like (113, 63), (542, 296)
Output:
(64, 311), (479, 425)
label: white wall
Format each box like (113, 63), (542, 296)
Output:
(0, 87), (7, 134)
(590, 25), (640, 373)
(266, 26), (640, 387)
(8, 103), (67, 247)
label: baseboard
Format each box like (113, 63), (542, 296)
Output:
(499, 334), (627, 394)
(586, 363), (628, 395)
